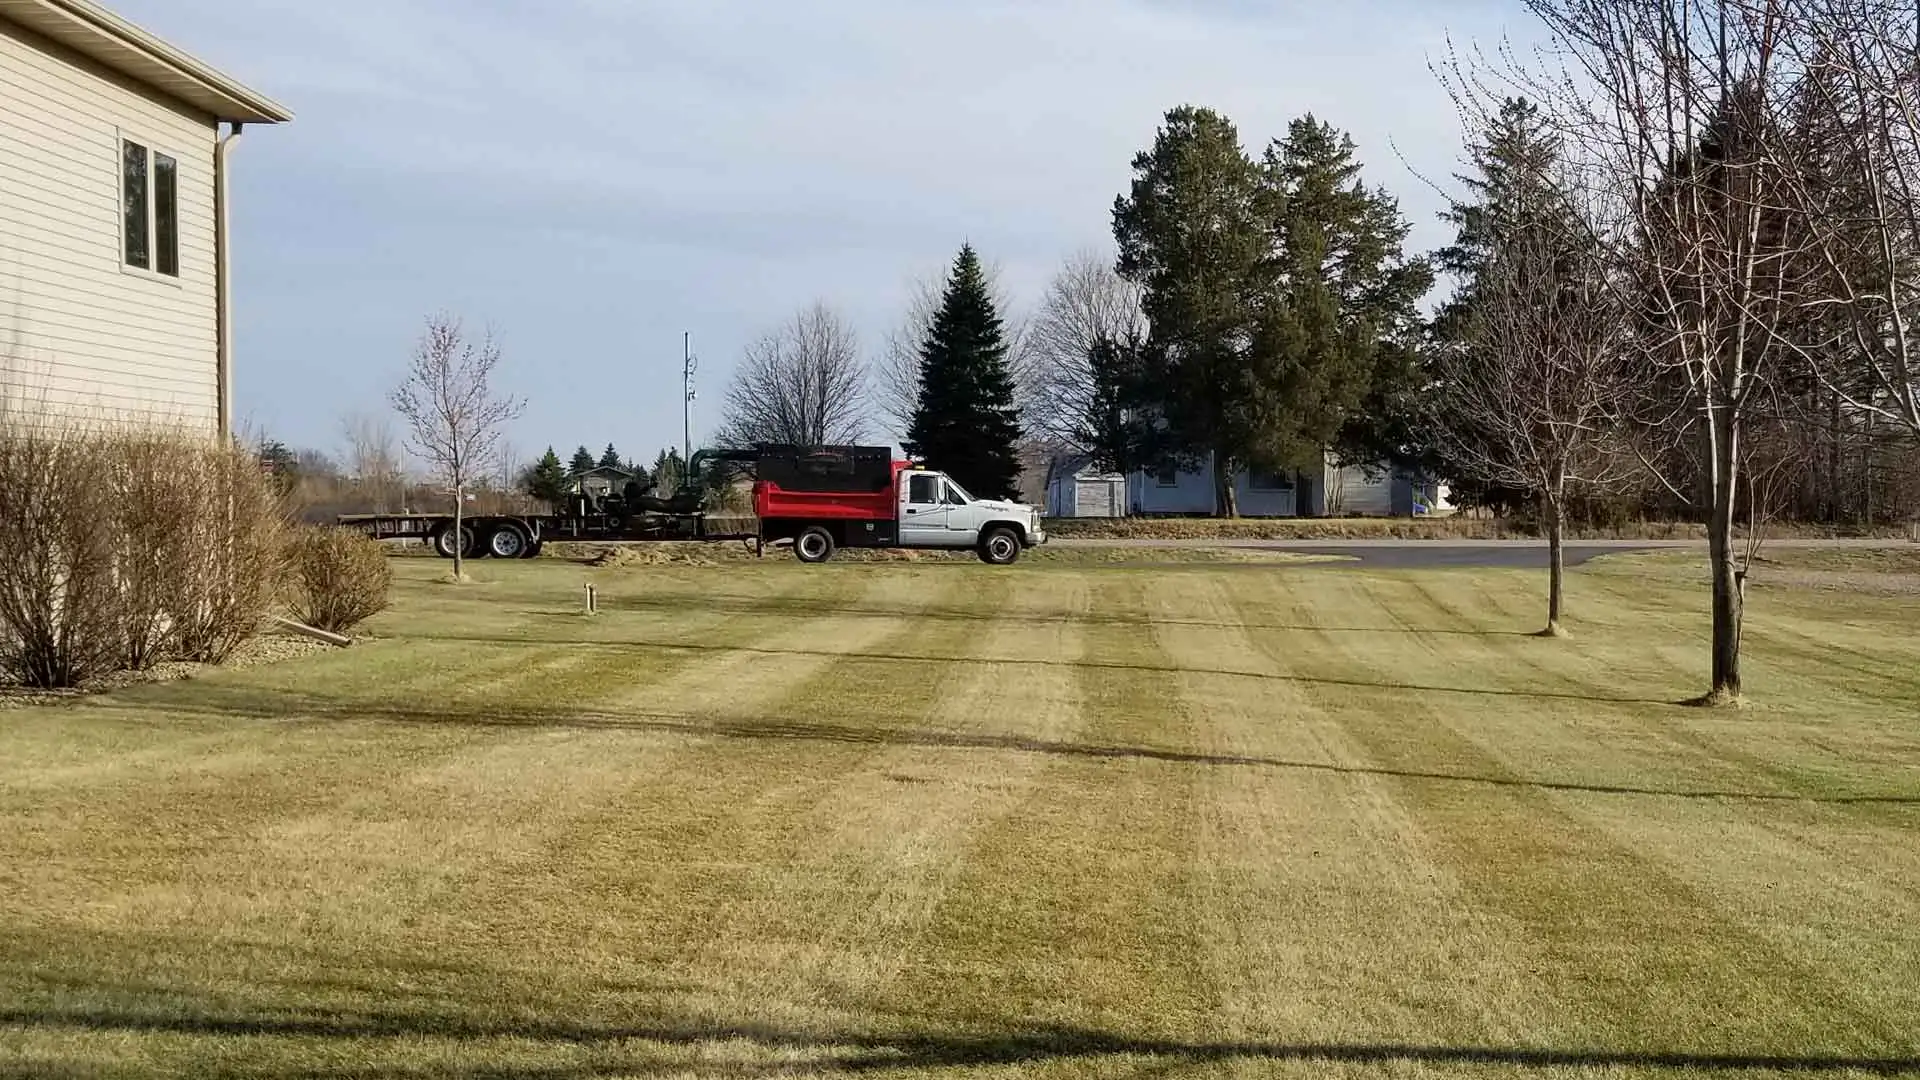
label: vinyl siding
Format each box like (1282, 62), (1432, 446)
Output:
(0, 15), (220, 430)
(1130, 456), (1299, 517)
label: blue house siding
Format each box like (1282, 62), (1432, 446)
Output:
(1130, 454), (1302, 517)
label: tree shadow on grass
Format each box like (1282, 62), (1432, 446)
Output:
(581, 592), (1538, 638)
(105, 689), (1918, 806)
(0, 1003), (1914, 1076)
(387, 632), (1678, 707)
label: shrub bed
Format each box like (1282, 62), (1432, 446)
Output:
(0, 424), (284, 688)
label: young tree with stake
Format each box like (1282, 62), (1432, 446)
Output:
(391, 315), (523, 580)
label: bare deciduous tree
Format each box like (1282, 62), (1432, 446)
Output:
(1436, 210), (1633, 636)
(718, 302), (867, 447)
(1496, 0), (1822, 702)
(341, 410), (403, 512)
(391, 315), (523, 580)
(1026, 249), (1146, 454)
(1770, 0), (1920, 438)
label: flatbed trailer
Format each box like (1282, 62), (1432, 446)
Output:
(337, 509), (758, 559)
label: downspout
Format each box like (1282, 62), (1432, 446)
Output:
(215, 122), (243, 441)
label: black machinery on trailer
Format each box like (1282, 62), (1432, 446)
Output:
(336, 445), (880, 560)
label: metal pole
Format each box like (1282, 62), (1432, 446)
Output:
(682, 332), (696, 471)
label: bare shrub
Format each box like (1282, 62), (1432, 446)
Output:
(165, 443), (288, 664)
(288, 526), (391, 633)
(0, 420), (289, 685)
(0, 425), (123, 687)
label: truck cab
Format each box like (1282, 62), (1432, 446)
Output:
(897, 469), (1045, 560)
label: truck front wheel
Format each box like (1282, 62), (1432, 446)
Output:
(795, 526), (836, 564)
(979, 527), (1021, 566)
(432, 524), (474, 560)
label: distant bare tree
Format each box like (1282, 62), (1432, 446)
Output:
(876, 260), (1036, 439)
(1482, 0), (1825, 702)
(1769, 0), (1920, 439)
(341, 410), (403, 512)
(718, 302), (867, 447)
(1436, 205), (1632, 636)
(1026, 250), (1146, 453)
(391, 315), (523, 580)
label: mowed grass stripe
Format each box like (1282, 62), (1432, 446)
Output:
(1240, 569), (1912, 1057)
(445, 570), (1027, 1039)
(0, 563), (859, 1038)
(874, 573), (1220, 1045)
(1144, 572), (1558, 1050)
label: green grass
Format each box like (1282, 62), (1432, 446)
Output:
(1, 555), (1917, 1077)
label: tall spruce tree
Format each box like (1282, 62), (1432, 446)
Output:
(1112, 106), (1268, 516)
(598, 443), (622, 469)
(1257, 115), (1433, 475)
(1113, 107), (1427, 515)
(904, 245), (1023, 498)
(569, 446), (596, 477)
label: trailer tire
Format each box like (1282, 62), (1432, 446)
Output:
(520, 541), (542, 560)
(431, 524), (475, 560)
(794, 526), (836, 564)
(978, 526), (1021, 566)
(485, 523), (531, 559)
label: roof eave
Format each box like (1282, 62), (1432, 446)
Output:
(0, 0), (291, 123)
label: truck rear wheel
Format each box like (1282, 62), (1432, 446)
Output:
(979, 527), (1021, 566)
(794, 526), (836, 564)
(485, 523), (530, 559)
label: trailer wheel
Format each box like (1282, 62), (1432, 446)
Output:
(520, 541), (542, 560)
(432, 524), (475, 560)
(978, 527), (1021, 566)
(794, 526), (836, 564)
(485, 523), (530, 559)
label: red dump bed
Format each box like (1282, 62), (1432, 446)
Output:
(754, 459), (907, 522)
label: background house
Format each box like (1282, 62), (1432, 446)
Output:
(0, 0), (289, 434)
(570, 464), (637, 498)
(1129, 455), (1307, 517)
(1038, 450), (1455, 518)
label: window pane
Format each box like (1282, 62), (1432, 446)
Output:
(154, 152), (177, 276)
(123, 140), (148, 269)
(909, 475), (938, 503)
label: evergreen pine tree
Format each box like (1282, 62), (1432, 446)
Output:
(569, 446), (596, 477)
(598, 443), (622, 469)
(904, 244), (1023, 498)
(1256, 115), (1433, 475)
(525, 447), (569, 504)
(651, 448), (686, 494)
(1113, 106), (1268, 516)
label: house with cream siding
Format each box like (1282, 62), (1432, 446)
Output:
(0, 0), (289, 434)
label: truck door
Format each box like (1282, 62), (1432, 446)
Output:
(898, 471), (950, 546)
(941, 477), (983, 545)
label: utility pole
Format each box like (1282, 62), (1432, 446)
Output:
(682, 331), (697, 473)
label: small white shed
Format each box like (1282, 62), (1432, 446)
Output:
(1045, 458), (1128, 518)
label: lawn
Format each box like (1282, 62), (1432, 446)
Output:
(1, 552), (1917, 1078)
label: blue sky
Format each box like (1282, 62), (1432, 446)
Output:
(114, 0), (1524, 466)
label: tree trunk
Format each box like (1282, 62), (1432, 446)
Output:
(1216, 457), (1239, 519)
(1544, 492), (1565, 637)
(452, 481), (464, 581)
(1706, 408), (1742, 702)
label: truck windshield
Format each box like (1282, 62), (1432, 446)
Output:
(942, 479), (973, 505)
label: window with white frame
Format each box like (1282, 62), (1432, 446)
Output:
(122, 138), (178, 277)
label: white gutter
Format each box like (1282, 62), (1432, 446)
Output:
(215, 121), (241, 440)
